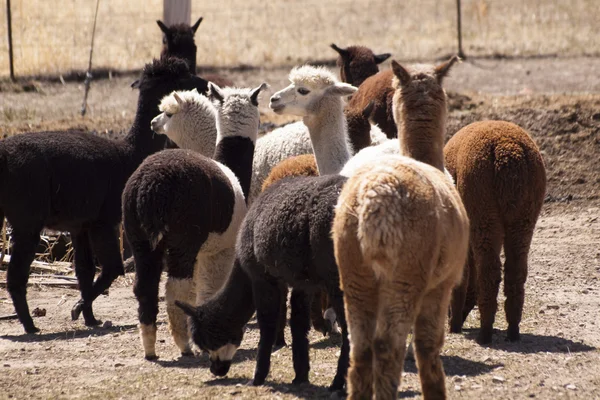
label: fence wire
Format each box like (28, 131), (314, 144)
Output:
(0, 0), (597, 77)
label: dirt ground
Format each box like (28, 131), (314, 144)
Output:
(0, 56), (599, 399)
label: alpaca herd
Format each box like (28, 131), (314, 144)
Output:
(0, 15), (550, 400)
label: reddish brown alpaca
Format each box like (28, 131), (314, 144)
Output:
(333, 57), (469, 399)
(445, 120), (546, 344)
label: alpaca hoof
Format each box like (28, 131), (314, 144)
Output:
(449, 324), (462, 334)
(273, 341), (287, 352)
(477, 330), (493, 345)
(251, 377), (265, 387)
(24, 325), (40, 334)
(84, 315), (102, 327)
(506, 326), (520, 342)
(71, 300), (84, 320)
(145, 354), (159, 361)
(181, 350), (195, 357)
(292, 375), (309, 385)
(328, 377), (345, 392)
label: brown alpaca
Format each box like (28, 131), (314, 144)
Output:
(347, 69), (396, 138)
(333, 57), (469, 399)
(445, 120), (546, 344)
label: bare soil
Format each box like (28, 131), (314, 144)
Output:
(1, 57), (599, 399)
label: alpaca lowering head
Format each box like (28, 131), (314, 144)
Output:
(269, 65), (357, 118)
(151, 89), (217, 158)
(391, 56), (459, 171)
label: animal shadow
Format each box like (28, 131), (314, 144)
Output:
(205, 377), (331, 399)
(462, 328), (596, 354)
(1, 323), (138, 343)
(403, 354), (501, 377)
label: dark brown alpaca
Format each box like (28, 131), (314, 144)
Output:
(445, 120), (547, 344)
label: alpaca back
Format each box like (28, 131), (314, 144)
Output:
(337, 156), (469, 285)
(444, 120), (546, 225)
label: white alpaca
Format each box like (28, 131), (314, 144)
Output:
(151, 88), (217, 158)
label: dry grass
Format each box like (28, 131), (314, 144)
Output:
(0, 0), (597, 77)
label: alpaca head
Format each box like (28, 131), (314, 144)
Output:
(151, 89), (217, 155)
(175, 300), (243, 377)
(390, 56), (459, 130)
(208, 82), (268, 142)
(269, 65), (357, 117)
(157, 17), (203, 72)
(330, 43), (391, 86)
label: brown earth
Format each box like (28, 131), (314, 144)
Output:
(0, 57), (599, 399)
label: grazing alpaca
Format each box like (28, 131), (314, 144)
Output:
(347, 69), (396, 138)
(158, 17), (234, 88)
(445, 120), (546, 344)
(123, 82), (266, 360)
(333, 57), (469, 399)
(0, 58), (206, 333)
(330, 43), (391, 87)
(177, 65), (357, 391)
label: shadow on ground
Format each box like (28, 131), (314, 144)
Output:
(1, 323), (137, 342)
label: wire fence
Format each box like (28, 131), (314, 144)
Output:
(0, 0), (597, 78)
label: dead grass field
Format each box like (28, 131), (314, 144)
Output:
(0, 0), (598, 76)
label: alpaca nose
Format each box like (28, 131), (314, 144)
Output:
(270, 94), (281, 103)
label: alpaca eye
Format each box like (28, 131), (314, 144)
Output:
(297, 88), (310, 95)
(165, 113), (173, 118)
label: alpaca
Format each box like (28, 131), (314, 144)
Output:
(123, 82), (266, 360)
(445, 120), (546, 344)
(347, 69), (396, 138)
(330, 43), (391, 87)
(333, 57), (470, 400)
(177, 65), (357, 391)
(158, 17), (234, 88)
(150, 88), (217, 158)
(0, 58), (206, 334)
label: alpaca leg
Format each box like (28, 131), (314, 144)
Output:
(310, 289), (328, 336)
(503, 227), (534, 342)
(165, 247), (198, 356)
(413, 282), (454, 400)
(473, 227), (503, 345)
(342, 279), (378, 399)
(84, 224), (125, 326)
(274, 285), (288, 350)
(252, 276), (282, 386)
(6, 229), (41, 334)
(132, 240), (164, 360)
(290, 289), (311, 384)
(449, 260), (469, 334)
(70, 231), (97, 324)
(462, 252), (478, 324)
(327, 288), (351, 392)
(372, 281), (420, 400)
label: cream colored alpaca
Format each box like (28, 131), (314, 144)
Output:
(333, 58), (469, 399)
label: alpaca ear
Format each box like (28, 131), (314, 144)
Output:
(191, 88), (199, 94)
(208, 82), (225, 104)
(327, 82), (358, 97)
(374, 53), (392, 64)
(330, 43), (349, 59)
(130, 79), (141, 89)
(391, 60), (411, 87)
(156, 20), (169, 34)
(434, 55), (460, 84)
(173, 92), (183, 105)
(175, 300), (197, 317)
(191, 17), (203, 34)
(362, 100), (375, 120)
(250, 83), (269, 106)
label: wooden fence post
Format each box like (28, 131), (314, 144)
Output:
(163, 0), (191, 26)
(6, 0), (15, 81)
(456, 0), (466, 59)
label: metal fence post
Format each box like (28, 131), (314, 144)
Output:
(6, 0), (15, 81)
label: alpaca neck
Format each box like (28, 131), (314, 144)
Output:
(125, 99), (168, 165)
(213, 117), (257, 201)
(303, 97), (351, 175)
(205, 260), (255, 329)
(397, 107), (446, 172)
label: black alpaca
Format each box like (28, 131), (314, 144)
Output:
(157, 16), (234, 88)
(123, 83), (266, 360)
(0, 57), (207, 334)
(178, 174), (350, 392)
